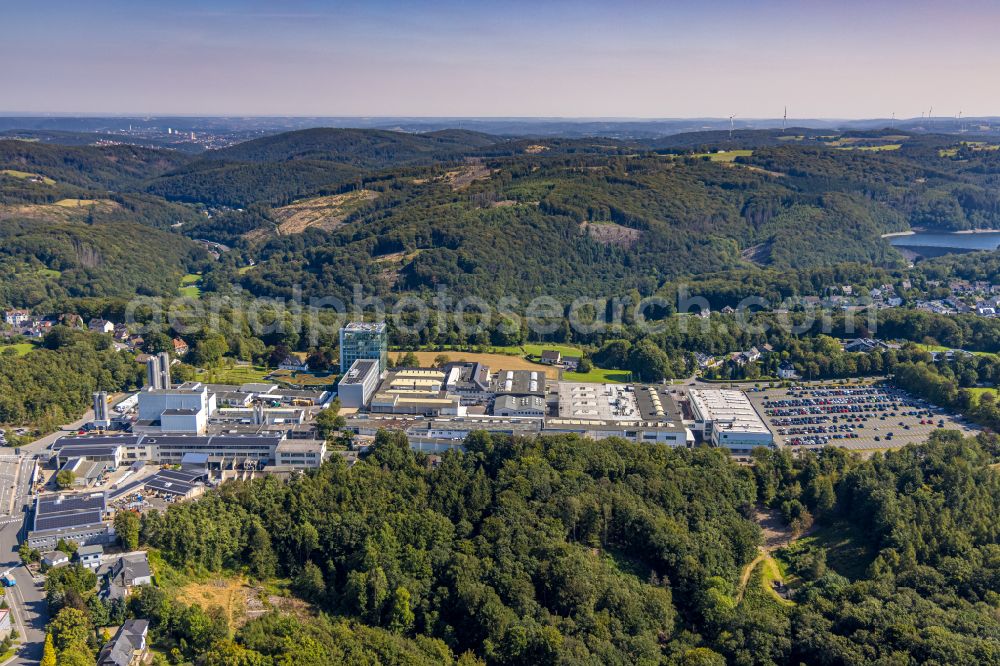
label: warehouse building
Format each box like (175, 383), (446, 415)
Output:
(542, 418), (691, 446)
(52, 433), (324, 470)
(557, 383), (642, 421)
(443, 362), (493, 404)
(491, 370), (546, 397)
(493, 395), (547, 417)
(687, 389), (774, 452)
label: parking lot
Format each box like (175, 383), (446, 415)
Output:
(745, 381), (979, 453)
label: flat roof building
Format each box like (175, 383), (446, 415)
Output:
(28, 493), (114, 550)
(338, 359), (381, 408)
(557, 382), (641, 421)
(493, 395), (547, 417)
(339, 322), (388, 374)
(491, 370), (546, 397)
(688, 389), (774, 453)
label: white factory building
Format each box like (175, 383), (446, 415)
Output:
(136, 382), (215, 434)
(687, 389), (774, 453)
(338, 359), (382, 408)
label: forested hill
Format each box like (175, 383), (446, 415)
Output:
(102, 428), (1000, 665)
(206, 127), (503, 165)
(6, 127), (1000, 307)
(0, 140), (190, 190)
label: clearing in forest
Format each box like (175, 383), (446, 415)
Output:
(273, 189), (378, 235)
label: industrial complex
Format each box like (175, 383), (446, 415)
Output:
(23, 323), (782, 563)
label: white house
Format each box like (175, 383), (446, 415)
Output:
(777, 361), (799, 380)
(3, 309), (30, 327)
(88, 319), (115, 334)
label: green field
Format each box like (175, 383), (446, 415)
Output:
(194, 364), (336, 388)
(690, 149), (753, 162)
(195, 364), (271, 385)
(0, 169), (55, 185)
(179, 273), (202, 298)
(0, 343), (34, 357)
(843, 144), (902, 152)
(521, 343), (585, 358)
(969, 387), (998, 404)
(563, 367), (630, 383)
(269, 369), (338, 388)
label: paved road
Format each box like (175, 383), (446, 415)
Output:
(20, 408), (96, 456)
(0, 457), (45, 666)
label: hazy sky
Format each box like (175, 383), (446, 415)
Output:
(3, 0), (998, 118)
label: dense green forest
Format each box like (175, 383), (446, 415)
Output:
(39, 429), (1000, 665)
(0, 328), (142, 434)
(6, 128), (1000, 309)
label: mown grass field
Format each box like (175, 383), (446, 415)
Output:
(178, 273), (202, 298)
(968, 387), (998, 404)
(689, 149), (754, 162)
(838, 144), (902, 152)
(0, 169), (55, 184)
(195, 365), (271, 385)
(521, 343), (585, 358)
(0, 343), (34, 357)
(563, 367), (630, 383)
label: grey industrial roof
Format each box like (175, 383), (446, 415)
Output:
(341, 359), (379, 385)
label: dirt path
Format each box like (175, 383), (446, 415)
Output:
(735, 552), (767, 604)
(734, 506), (799, 604)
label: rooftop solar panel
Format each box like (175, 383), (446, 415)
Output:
(35, 512), (104, 531)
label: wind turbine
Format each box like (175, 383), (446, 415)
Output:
(890, 112), (895, 130)
(783, 106), (787, 131)
(729, 114), (735, 140)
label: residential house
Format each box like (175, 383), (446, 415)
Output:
(78, 544), (104, 569)
(3, 309), (30, 327)
(99, 552), (153, 601)
(539, 350), (562, 365)
(41, 551), (70, 569)
(278, 355), (309, 372)
(777, 361), (799, 380)
(172, 338), (189, 356)
(98, 619), (149, 666)
(563, 356), (581, 371)
(694, 352), (721, 370)
(88, 319), (115, 334)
